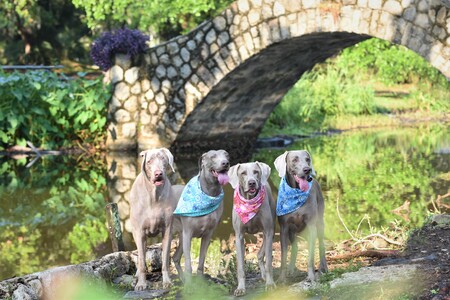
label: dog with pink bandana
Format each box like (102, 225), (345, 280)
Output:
(228, 161), (276, 296)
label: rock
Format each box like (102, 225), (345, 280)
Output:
(123, 289), (167, 299)
(112, 274), (135, 288)
(12, 284), (38, 300)
(430, 214), (450, 225)
(289, 279), (321, 292)
(329, 264), (418, 289)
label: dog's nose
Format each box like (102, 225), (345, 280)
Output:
(248, 180), (256, 188)
(303, 167), (311, 174)
(154, 170), (163, 178)
(221, 161), (230, 168)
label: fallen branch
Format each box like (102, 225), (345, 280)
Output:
(353, 233), (403, 247)
(329, 249), (400, 261)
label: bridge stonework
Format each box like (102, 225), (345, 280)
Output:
(106, 0), (450, 156)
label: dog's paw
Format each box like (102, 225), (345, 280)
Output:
(162, 281), (172, 289)
(134, 281), (148, 291)
(234, 287), (246, 297)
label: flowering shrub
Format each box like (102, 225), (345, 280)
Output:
(90, 28), (150, 71)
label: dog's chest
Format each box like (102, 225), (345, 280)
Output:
(142, 209), (166, 236)
(243, 216), (264, 234)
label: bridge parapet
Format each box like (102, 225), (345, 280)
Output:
(106, 0), (450, 154)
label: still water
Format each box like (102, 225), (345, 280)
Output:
(0, 124), (449, 280)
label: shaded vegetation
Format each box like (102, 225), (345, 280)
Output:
(0, 70), (110, 150)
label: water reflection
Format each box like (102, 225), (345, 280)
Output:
(0, 124), (449, 281)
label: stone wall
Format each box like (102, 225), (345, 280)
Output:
(106, 0), (450, 153)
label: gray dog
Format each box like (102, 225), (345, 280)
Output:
(129, 148), (184, 290)
(274, 150), (328, 282)
(228, 162), (276, 296)
(172, 149), (230, 281)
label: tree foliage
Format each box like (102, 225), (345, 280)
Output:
(0, 70), (110, 149)
(72, 0), (232, 40)
(0, 0), (90, 65)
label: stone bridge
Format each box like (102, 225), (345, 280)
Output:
(106, 0), (450, 157)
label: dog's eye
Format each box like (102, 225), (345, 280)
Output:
(242, 171), (247, 176)
(305, 157), (311, 163)
(253, 170), (259, 175)
(292, 157), (298, 163)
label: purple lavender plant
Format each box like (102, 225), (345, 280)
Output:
(90, 28), (150, 71)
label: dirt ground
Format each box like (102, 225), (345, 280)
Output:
(397, 217), (450, 299)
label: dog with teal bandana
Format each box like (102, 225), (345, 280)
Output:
(274, 150), (328, 283)
(172, 150), (230, 283)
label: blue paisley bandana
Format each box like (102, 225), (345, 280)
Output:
(173, 175), (224, 217)
(276, 176), (313, 216)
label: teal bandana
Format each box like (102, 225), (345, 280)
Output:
(173, 175), (224, 217)
(276, 176), (312, 216)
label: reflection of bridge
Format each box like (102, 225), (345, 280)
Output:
(106, 0), (450, 156)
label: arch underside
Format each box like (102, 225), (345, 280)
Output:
(172, 32), (370, 161)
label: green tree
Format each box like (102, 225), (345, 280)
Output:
(71, 0), (232, 40)
(0, 0), (90, 65)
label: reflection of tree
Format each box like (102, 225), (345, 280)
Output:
(254, 124), (450, 240)
(0, 155), (109, 280)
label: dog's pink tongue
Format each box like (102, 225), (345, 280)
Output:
(217, 173), (229, 186)
(295, 175), (309, 192)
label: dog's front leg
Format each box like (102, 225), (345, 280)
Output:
(173, 233), (184, 277)
(161, 222), (173, 289)
(197, 231), (213, 275)
(133, 230), (148, 291)
(278, 223), (289, 283)
(182, 227), (193, 283)
(307, 224), (318, 281)
(264, 228), (276, 290)
(234, 231), (246, 296)
(318, 221), (328, 274)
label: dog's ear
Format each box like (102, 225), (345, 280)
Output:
(160, 148), (175, 173)
(140, 152), (148, 178)
(256, 162), (271, 186)
(198, 152), (207, 174)
(304, 150), (316, 176)
(228, 164), (240, 189)
(274, 151), (288, 178)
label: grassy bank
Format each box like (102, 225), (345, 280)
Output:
(261, 38), (450, 137)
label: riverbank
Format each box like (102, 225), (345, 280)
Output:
(1, 214), (448, 299)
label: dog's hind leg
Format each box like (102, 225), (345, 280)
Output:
(257, 236), (266, 280)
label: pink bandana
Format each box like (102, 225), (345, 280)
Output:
(233, 185), (266, 224)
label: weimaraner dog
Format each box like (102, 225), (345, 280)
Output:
(172, 149), (230, 282)
(228, 162), (276, 296)
(129, 148), (184, 290)
(274, 150), (328, 283)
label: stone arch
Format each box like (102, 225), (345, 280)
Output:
(106, 0), (450, 156)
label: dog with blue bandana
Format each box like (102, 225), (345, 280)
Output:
(172, 149), (230, 282)
(274, 150), (328, 283)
